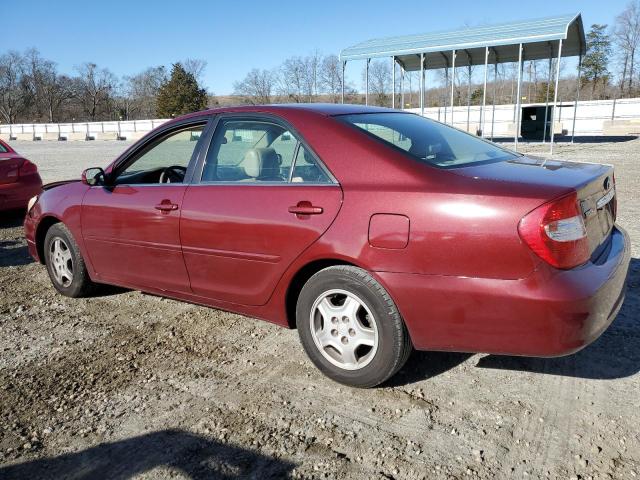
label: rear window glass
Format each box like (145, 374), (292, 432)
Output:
(0, 143), (7, 153)
(338, 112), (517, 168)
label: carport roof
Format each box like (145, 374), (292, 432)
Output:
(340, 13), (585, 70)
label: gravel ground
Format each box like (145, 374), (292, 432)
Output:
(1, 138), (639, 479)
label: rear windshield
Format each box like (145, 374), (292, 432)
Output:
(0, 143), (7, 154)
(338, 112), (518, 168)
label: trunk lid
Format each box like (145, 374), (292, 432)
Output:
(456, 156), (616, 257)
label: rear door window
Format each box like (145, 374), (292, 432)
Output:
(201, 118), (334, 184)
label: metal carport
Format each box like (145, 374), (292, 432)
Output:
(339, 13), (586, 154)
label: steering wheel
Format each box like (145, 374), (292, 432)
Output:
(159, 166), (187, 183)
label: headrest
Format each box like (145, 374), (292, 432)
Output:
(242, 148), (280, 178)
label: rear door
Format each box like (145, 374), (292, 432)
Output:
(180, 115), (343, 306)
(82, 119), (209, 292)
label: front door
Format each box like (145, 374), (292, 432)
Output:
(82, 121), (207, 292)
(180, 116), (342, 306)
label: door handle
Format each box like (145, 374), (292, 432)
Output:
(155, 201), (179, 212)
(289, 201), (323, 216)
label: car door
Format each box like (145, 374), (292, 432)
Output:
(180, 115), (343, 306)
(81, 119), (209, 292)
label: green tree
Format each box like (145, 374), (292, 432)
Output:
(581, 24), (612, 99)
(156, 63), (207, 117)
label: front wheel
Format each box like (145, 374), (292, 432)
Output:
(296, 266), (412, 388)
(44, 223), (97, 297)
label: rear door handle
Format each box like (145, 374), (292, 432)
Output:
(288, 201), (323, 216)
(155, 201), (179, 212)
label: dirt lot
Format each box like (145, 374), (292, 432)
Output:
(1, 138), (639, 479)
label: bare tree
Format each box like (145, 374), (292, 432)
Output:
(41, 72), (74, 122)
(121, 66), (167, 119)
(233, 68), (275, 104)
(614, 0), (640, 93)
(75, 62), (116, 121)
(277, 56), (313, 102)
(181, 58), (207, 84)
(366, 60), (391, 106)
(0, 51), (28, 124)
(319, 54), (342, 102)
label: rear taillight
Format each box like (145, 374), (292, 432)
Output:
(518, 192), (590, 270)
(18, 159), (38, 177)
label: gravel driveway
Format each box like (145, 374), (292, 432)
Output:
(0, 138), (639, 479)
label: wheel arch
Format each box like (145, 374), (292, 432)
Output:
(284, 258), (362, 329)
(35, 215), (62, 264)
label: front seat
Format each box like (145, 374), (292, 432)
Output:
(240, 147), (283, 181)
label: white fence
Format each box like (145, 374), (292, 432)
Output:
(0, 119), (170, 140)
(2, 97), (640, 141)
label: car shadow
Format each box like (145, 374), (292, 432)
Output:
(0, 429), (296, 480)
(0, 239), (33, 267)
(0, 209), (25, 229)
(476, 257), (640, 380)
(385, 351), (473, 387)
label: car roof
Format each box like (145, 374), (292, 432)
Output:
(178, 103), (396, 122)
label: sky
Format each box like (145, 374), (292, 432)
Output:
(1, 0), (632, 95)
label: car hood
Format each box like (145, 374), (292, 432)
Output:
(43, 179), (80, 191)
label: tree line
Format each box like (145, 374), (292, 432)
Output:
(0, 50), (208, 124)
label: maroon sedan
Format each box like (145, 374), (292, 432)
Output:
(0, 139), (42, 212)
(24, 105), (630, 387)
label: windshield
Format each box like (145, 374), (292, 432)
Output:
(338, 112), (518, 168)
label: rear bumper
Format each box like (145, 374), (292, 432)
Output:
(0, 176), (42, 211)
(377, 225), (631, 356)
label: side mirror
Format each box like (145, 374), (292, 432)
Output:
(82, 167), (106, 186)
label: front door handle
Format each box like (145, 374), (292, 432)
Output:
(155, 200), (179, 212)
(289, 201), (323, 216)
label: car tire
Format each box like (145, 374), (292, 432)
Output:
(296, 265), (412, 388)
(44, 223), (97, 298)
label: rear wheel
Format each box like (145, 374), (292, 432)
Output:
(44, 223), (97, 297)
(296, 265), (412, 388)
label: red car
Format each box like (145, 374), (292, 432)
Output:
(0, 139), (42, 212)
(24, 105), (630, 387)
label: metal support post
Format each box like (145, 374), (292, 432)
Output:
(392, 56), (395, 108)
(341, 61), (346, 104)
(450, 50), (456, 126)
(365, 58), (370, 105)
(571, 55), (582, 143)
(542, 45), (552, 143)
(420, 53), (425, 115)
(514, 43), (523, 151)
(550, 39), (563, 155)
(480, 47), (488, 137)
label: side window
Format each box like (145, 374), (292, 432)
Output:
(202, 120), (293, 182)
(291, 145), (332, 184)
(117, 125), (204, 184)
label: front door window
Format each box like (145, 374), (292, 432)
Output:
(116, 125), (204, 185)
